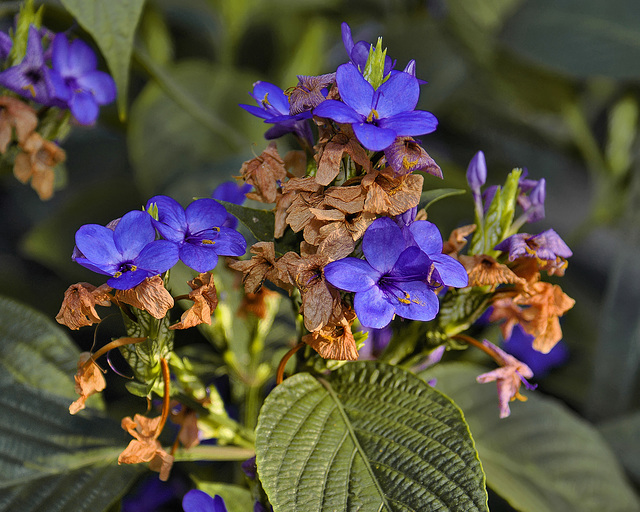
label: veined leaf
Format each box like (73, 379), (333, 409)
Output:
(255, 362), (488, 511)
(422, 363), (640, 512)
(60, 0), (145, 119)
(215, 200), (275, 244)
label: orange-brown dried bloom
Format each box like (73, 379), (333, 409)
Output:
(239, 142), (287, 203)
(361, 168), (423, 216)
(114, 275), (174, 319)
(442, 224), (476, 255)
(459, 254), (525, 288)
(69, 352), (107, 414)
(13, 132), (65, 200)
(228, 241), (294, 293)
(170, 273), (218, 330)
(56, 282), (112, 330)
(314, 129), (371, 186)
(302, 307), (359, 360)
(119, 414), (174, 481)
(0, 96), (38, 153)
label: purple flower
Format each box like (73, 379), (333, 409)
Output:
(182, 490), (227, 512)
(313, 63), (437, 151)
(73, 210), (179, 290)
(395, 207), (468, 288)
(495, 229), (572, 262)
(48, 33), (116, 125)
(324, 217), (439, 328)
(0, 32), (12, 61)
(466, 151), (487, 201)
(517, 174), (546, 223)
(503, 324), (568, 377)
(0, 25), (54, 105)
(212, 181), (251, 229)
(239, 81), (313, 144)
(341, 22), (395, 74)
(146, 195), (247, 273)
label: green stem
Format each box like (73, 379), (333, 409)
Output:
(173, 445), (255, 462)
(132, 44), (245, 150)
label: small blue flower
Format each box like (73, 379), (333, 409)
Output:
(49, 33), (116, 125)
(495, 229), (572, 262)
(466, 151), (487, 202)
(0, 25), (54, 105)
(73, 210), (179, 290)
(324, 217), (439, 328)
(517, 172), (546, 223)
(313, 63), (437, 151)
(146, 195), (247, 273)
(239, 81), (313, 144)
(341, 22), (394, 75)
(182, 490), (227, 512)
(211, 181), (251, 229)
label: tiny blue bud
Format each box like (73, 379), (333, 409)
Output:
(466, 151), (487, 194)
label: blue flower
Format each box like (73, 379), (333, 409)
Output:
(324, 217), (439, 328)
(182, 490), (227, 512)
(313, 63), (437, 151)
(239, 81), (313, 144)
(0, 25), (54, 105)
(495, 229), (572, 262)
(146, 195), (247, 273)
(73, 210), (179, 290)
(0, 31), (12, 61)
(341, 22), (394, 74)
(517, 172), (546, 223)
(49, 33), (116, 125)
(395, 207), (469, 288)
(211, 181), (251, 229)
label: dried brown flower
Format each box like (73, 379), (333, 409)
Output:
(170, 403), (200, 449)
(119, 414), (174, 481)
(0, 96), (38, 153)
(69, 352), (107, 414)
(13, 131), (65, 200)
(302, 308), (359, 360)
(287, 73), (335, 115)
(56, 282), (112, 330)
(315, 129), (371, 186)
(239, 142), (287, 203)
(238, 287), (279, 319)
(459, 254), (525, 288)
(361, 168), (423, 216)
(442, 224), (476, 255)
(228, 242), (294, 293)
(383, 137), (442, 177)
(114, 275), (174, 319)
(170, 273), (218, 330)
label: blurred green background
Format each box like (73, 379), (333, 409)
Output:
(0, 0), (638, 506)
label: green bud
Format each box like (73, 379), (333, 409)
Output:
(8, 0), (44, 67)
(362, 37), (389, 90)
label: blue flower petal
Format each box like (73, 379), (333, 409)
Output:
(77, 71), (116, 104)
(324, 257), (379, 292)
(430, 254), (468, 288)
(354, 285), (395, 328)
(362, 217), (405, 273)
(374, 71), (419, 118)
(378, 110), (438, 137)
(389, 280), (439, 322)
(69, 90), (99, 125)
(251, 81), (290, 115)
(341, 22), (355, 59)
(182, 489), (223, 512)
(113, 210), (156, 261)
(388, 246), (433, 280)
(352, 122), (396, 151)
(135, 239), (179, 274)
(107, 268), (153, 290)
(66, 38), (98, 74)
(408, 221), (443, 255)
(211, 227), (247, 256)
(49, 68), (71, 101)
(239, 103), (270, 119)
(185, 198), (228, 233)
(73, 256), (116, 276)
(313, 99), (362, 124)
(336, 63), (374, 116)
(148, 195), (188, 243)
(75, 224), (121, 268)
(179, 244), (220, 273)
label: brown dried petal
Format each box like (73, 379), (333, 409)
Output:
(240, 142), (287, 203)
(443, 224), (476, 255)
(56, 282), (112, 330)
(459, 254), (525, 288)
(115, 276), (174, 319)
(69, 352), (107, 414)
(170, 273), (218, 330)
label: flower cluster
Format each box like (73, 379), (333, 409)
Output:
(0, 16), (116, 199)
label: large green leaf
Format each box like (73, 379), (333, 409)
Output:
(599, 411), (640, 486)
(423, 363), (640, 512)
(60, 0), (146, 119)
(0, 297), (141, 511)
(500, 0), (640, 80)
(255, 362), (488, 511)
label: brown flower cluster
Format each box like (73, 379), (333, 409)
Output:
(232, 121), (436, 360)
(0, 96), (65, 200)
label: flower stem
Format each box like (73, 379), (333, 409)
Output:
(155, 357), (171, 438)
(451, 333), (505, 366)
(87, 336), (147, 369)
(276, 342), (305, 385)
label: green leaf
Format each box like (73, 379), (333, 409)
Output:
(60, 0), (146, 119)
(500, 0), (640, 80)
(422, 363), (640, 512)
(216, 201), (275, 244)
(255, 362), (488, 511)
(437, 288), (492, 336)
(0, 296), (85, 401)
(196, 482), (254, 512)
(419, 188), (467, 212)
(0, 297), (140, 511)
(599, 411), (640, 485)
